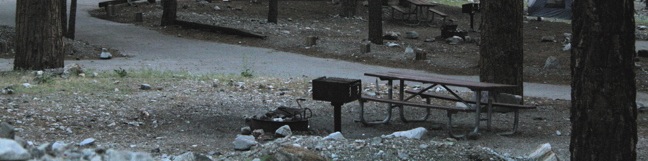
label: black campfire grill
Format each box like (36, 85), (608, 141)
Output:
(462, 3), (480, 31)
(312, 77), (361, 132)
(247, 99), (312, 132)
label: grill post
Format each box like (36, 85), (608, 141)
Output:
(332, 102), (343, 132)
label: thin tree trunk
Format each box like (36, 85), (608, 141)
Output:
(478, 0), (524, 95)
(368, 0), (382, 44)
(66, 0), (77, 39)
(570, 0), (637, 160)
(161, 0), (177, 26)
(14, 0), (65, 70)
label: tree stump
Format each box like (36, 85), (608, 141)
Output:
(306, 36), (318, 46)
(135, 13), (143, 22)
(360, 41), (370, 53)
(106, 4), (115, 17)
(414, 49), (427, 60)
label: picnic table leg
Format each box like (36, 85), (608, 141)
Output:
(357, 80), (394, 126)
(487, 93), (494, 130)
(446, 111), (469, 139)
(468, 90), (482, 138)
(498, 109), (520, 136)
(398, 81), (432, 123)
(357, 99), (393, 126)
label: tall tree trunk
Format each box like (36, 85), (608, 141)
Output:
(340, 0), (357, 18)
(570, 0), (637, 160)
(478, 0), (524, 95)
(14, 0), (65, 70)
(60, 0), (67, 35)
(66, 0), (77, 39)
(161, 0), (177, 26)
(268, 0), (278, 23)
(368, 0), (382, 44)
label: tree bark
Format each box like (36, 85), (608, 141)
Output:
(368, 0), (382, 44)
(66, 0), (77, 39)
(340, 0), (357, 18)
(478, 0), (524, 95)
(14, 0), (65, 70)
(570, 0), (637, 160)
(161, 0), (177, 26)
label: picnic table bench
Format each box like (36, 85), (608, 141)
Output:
(358, 71), (536, 139)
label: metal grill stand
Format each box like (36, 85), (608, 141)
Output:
(312, 77), (361, 132)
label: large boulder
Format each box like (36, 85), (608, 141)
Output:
(0, 138), (31, 161)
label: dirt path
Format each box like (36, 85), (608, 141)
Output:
(1, 0), (648, 102)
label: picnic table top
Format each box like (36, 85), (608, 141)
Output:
(364, 72), (517, 90)
(407, 0), (438, 6)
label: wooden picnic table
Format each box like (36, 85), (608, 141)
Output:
(358, 71), (534, 139)
(407, 0), (439, 24)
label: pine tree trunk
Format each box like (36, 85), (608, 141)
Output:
(368, 0), (382, 44)
(570, 0), (637, 160)
(478, 0), (524, 95)
(268, 0), (278, 23)
(161, 0), (177, 26)
(14, 0), (65, 70)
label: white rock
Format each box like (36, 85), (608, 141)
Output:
(385, 42), (400, 47)
(233, 135), (257, 150)
(382, 127), (427, 139)
(562, 43), (571, 51)
(555, 130), (561, 136)
(323, 132), (345, 140)
(527, 143), (557, 161)
(22, 83), (31, 88)
(104, 149), (155, 161)
(404, 46), (414, 55)
(100, 48), (112, 59)
(543, 56), (559, 69)
(0, 138), (31, 160)
(275, 125), (292, 137)
(79, 138), (96, 146)
(140, 84), (152, 90)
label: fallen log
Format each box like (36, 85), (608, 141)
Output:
(174, 20), (267, 39)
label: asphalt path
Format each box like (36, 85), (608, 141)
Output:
(1, 0), (647, 102)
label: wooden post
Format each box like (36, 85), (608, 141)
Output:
(305, 36), (318, 46)
(268, 0), (278, 23)
(135, 13), (143, 22)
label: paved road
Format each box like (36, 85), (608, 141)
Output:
(1, 0), (647, 102)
